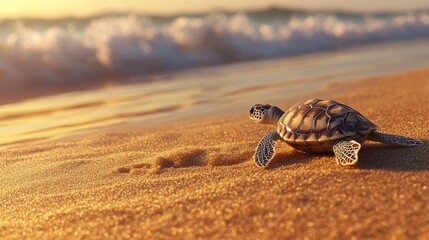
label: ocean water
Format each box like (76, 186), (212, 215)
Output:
(1, 8), (429, 93)
(1, 38), (429, 147)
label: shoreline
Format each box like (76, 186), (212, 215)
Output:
(3, 39), (429, 149)
(1, 66), (429, 239)
(3, 38), (429, 106)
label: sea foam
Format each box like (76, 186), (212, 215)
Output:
(1, 12), (429, 90)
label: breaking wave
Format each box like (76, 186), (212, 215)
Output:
(1, 10), (429, 90)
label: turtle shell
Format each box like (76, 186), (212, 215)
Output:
(277, 99), (379, 153)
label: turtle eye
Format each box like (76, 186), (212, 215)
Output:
(255, 106), (261, 110)
(249, 107), (254, 114)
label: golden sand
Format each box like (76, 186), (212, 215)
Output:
(1, 68), (429, 239)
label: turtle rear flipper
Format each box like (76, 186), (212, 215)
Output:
(368, 132), (423, 147)
(333, 140), (361, 166)
(254, 131), (280, 167)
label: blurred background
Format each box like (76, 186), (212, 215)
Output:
(1, 0), (429, 147)
(2, 0), (429, 101)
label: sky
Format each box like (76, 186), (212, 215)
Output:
(1, 0), (429, 19)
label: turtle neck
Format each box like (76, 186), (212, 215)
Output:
(269, 106), (285, 125)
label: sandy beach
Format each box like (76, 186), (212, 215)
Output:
(0, 66), (428, 239)
(3, 2), (429, 240)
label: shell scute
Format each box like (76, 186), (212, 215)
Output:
(315, 100), (333, 108)
(285, 131), (292, 139)
(314, 113), (326, 131)
(283, 105), (299, 122)
(318, 131), (330, 142)
(299, 108), (320, 133)
(278, 124), (286, 137)
(328, 117), (343, 131)
(342, 123), (356, 133)
(327, 104), (347, 117)
(295, 134), (307, 144)
(306, 133), (320, 145)
(345, 113), (360, 123)
(302, 98), (319, 106)
(289, 106), (309, 129)
(329, 129), (345, 140)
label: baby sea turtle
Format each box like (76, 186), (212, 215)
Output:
(249, 99), (423, 167)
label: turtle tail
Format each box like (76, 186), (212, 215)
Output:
(368, 131), (423, 147)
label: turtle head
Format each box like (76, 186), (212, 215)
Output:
(249, 104), (285, 125)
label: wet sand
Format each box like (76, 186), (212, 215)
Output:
(1, 67), (429, 239)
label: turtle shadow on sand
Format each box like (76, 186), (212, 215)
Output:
(264, 141), (429, 171)
(356, 140), (429, 171)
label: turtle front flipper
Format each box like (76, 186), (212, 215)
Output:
(368, 132), (423, 147)
(333, 140), (361, 166)
(254, 131), (280, 167)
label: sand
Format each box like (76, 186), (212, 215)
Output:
(1, 67), (429, 240)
